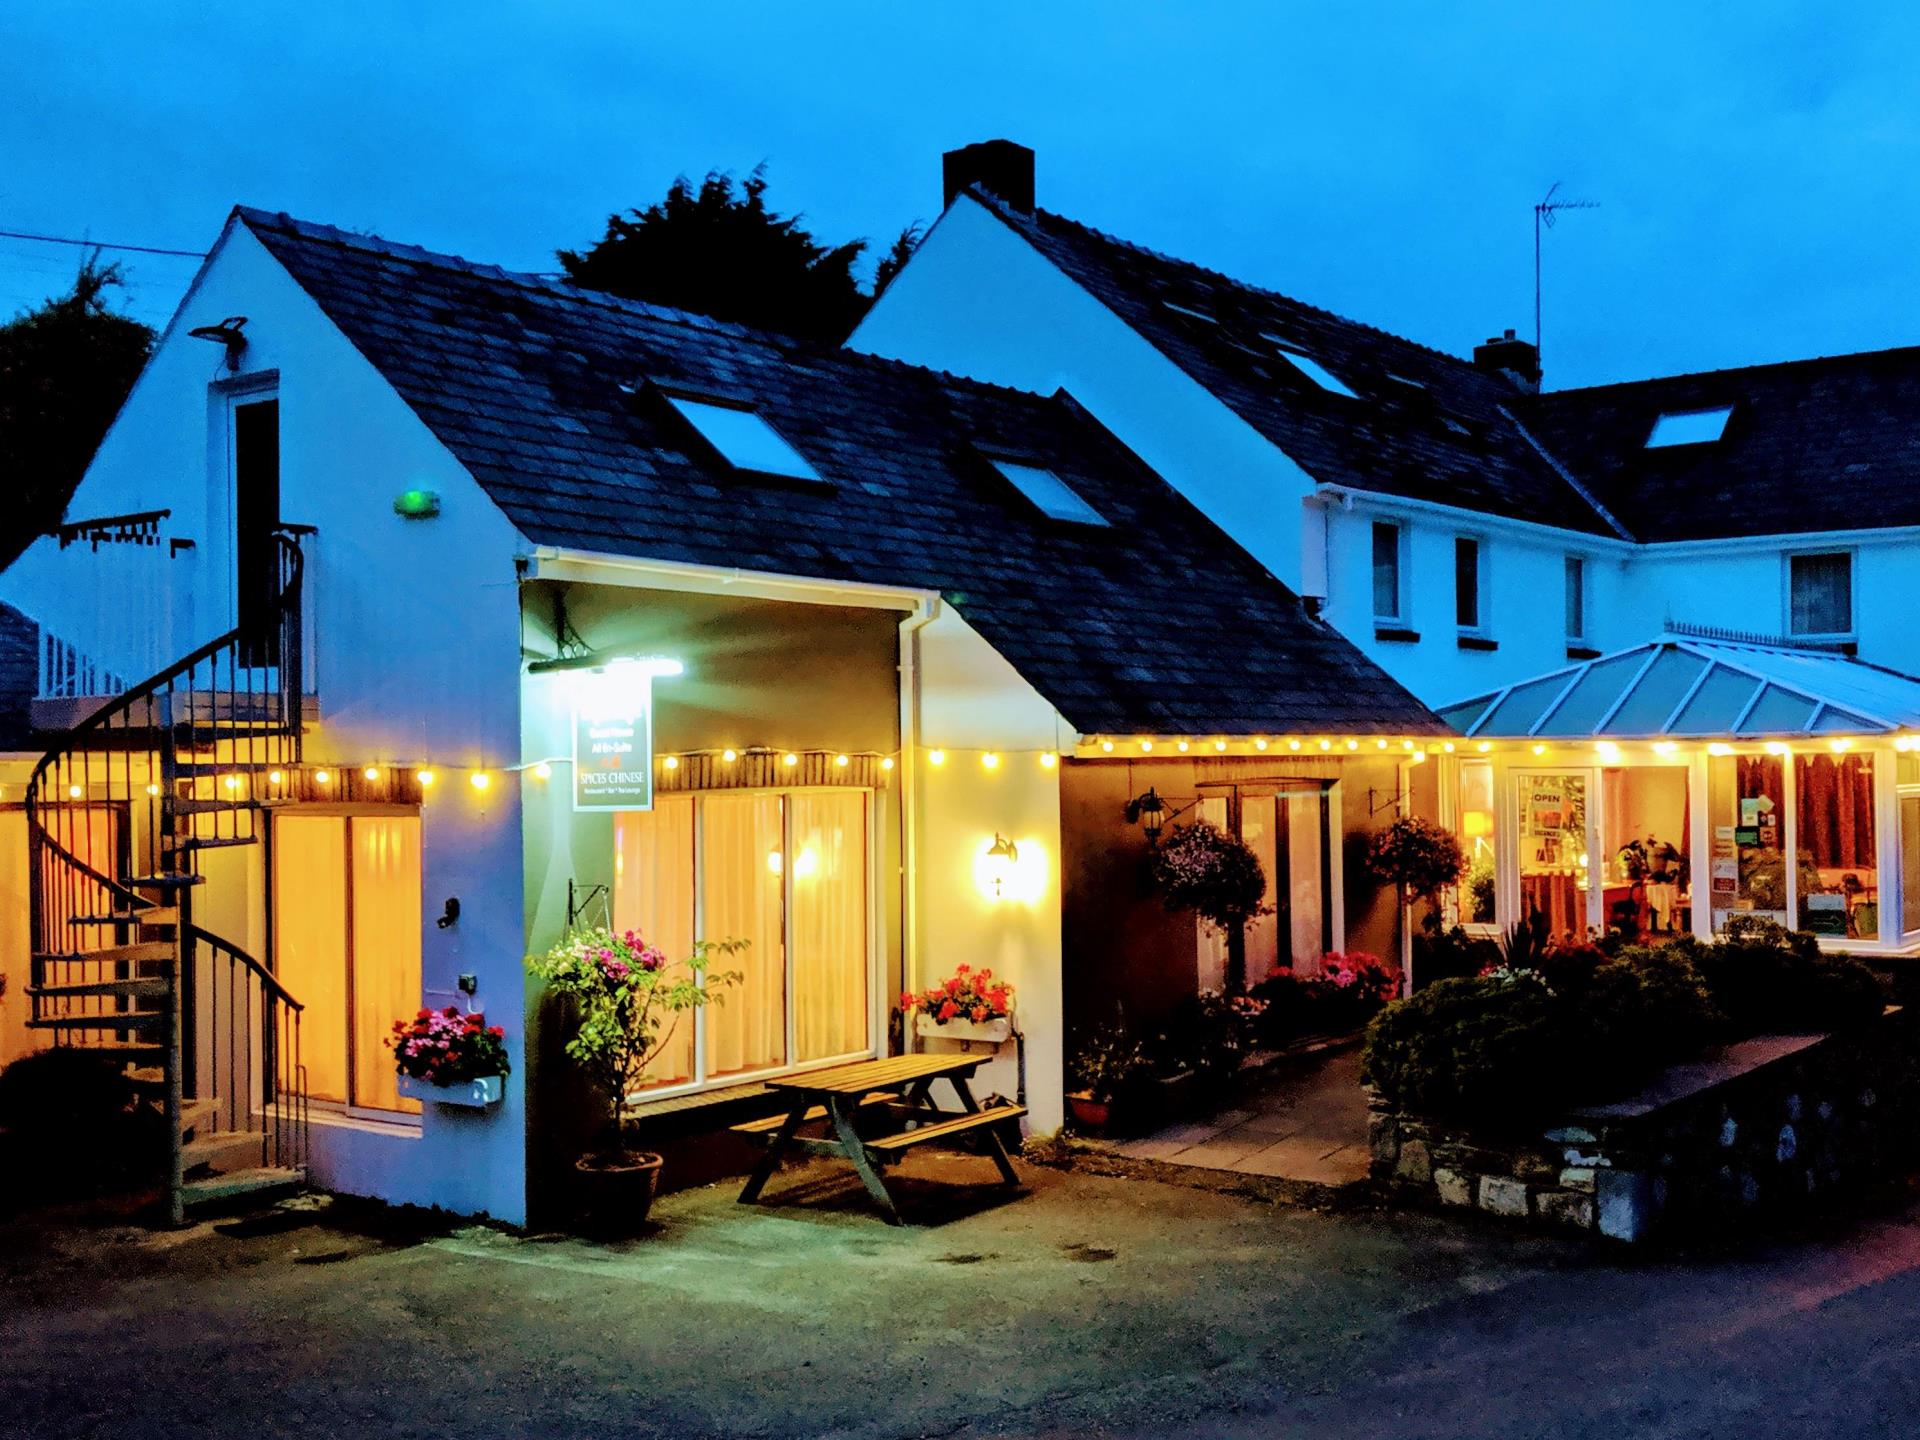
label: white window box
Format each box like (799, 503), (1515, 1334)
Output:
(396, 1073), (505, 1108)
(914, 1014), (1013, 1046)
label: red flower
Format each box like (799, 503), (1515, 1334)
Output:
(938, 1000), (959, 1021)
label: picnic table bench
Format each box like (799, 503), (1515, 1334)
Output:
(733, 1053), (1024, 1223)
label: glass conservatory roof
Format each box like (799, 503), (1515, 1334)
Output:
(1438, 636), (1920, 740)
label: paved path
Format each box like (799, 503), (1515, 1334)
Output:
(6, 1159), (1920, 1438)
(1104, 1042), (1372, 1185)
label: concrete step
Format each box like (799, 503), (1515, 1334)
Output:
(182, 1129), (267, 1175)
(180, 1166), (305, 1210)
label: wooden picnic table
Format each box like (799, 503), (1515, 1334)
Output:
(734, 1053), (1025, 1223)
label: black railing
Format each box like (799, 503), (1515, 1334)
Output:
(22, 530), (309, 1214)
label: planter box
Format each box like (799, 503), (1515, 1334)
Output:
(915, 1014), (1012, 1045)
(397, 1073), (505, 1109)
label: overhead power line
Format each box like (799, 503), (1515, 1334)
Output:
(0, 227), (206, 259)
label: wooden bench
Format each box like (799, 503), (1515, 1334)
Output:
(729, 1091), (899, 1139)
(865, 1103), (1026, 1157)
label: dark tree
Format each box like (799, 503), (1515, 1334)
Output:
(0, 257), (155, 568)
(871, 222), (923, 300)
(559, 167), (918, 343)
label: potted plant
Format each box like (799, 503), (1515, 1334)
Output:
(388, 1006), (510, 1107)
(1066, 1025), (1148, 1134)
(527, 926), (743, 1235)
(902, 964), (1016, 1044)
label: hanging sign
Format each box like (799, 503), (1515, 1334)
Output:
(572, 662), (671, 811)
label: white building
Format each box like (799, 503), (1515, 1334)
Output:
(0, 207), (1442, 1223)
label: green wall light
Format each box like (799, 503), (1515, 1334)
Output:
(393, 488), (442, 519)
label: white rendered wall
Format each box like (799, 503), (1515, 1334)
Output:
(912, 606), (1071, 1132)
(1, 221), (532, 1223)
(852, 195), (1319, 594)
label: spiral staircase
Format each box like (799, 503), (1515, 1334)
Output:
(23, 533), (310, 1224)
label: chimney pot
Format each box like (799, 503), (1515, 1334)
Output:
(942, 140), (1035, 214)
(1473, 330), (1541, 392)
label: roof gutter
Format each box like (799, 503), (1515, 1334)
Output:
(521, 546), (940, 612)
(1306, 483), (1637, 556)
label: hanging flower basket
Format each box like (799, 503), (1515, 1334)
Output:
(1365, 816), (1467, 905)
(1148, 821), (1270, 931)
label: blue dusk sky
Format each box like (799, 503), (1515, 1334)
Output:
(2, 2), (1915, 390)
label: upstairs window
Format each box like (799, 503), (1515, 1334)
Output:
(988, 459), (1110, 526)
(1371, 521), (1404, 621)
(1646, 406), (1733, 447)
(1455, 537), (1484, 631)
(665, 396), (823, 482)
(1263, 339), (1359, 398)
(1789, 551), (1853, 637)
(1564, 555), (1588, 642)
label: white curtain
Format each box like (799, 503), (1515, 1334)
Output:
(791, 792), (868, 1063)
(700, 794), (786, 1077)
(1240, 797), (1280, 980)
(350, 817), (423, 1114)
(613, 797), (697, 1088)
(273, 817), (349, 1105)
(1286, 794), (1328, 972)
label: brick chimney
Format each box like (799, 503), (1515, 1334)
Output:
(1473, 328), (1541, 392)
(942, 140), (1035, 214)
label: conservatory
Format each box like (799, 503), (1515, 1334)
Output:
(1435, 635), (1920, 954)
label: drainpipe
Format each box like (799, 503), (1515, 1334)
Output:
(897, 597), (940, 1053)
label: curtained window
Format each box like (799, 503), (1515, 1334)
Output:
(612, 788), (873, 1095)
(1794, 754), (1877, 939)
(274, 814), (423, 1114)
(1789, 553), (1852, 637)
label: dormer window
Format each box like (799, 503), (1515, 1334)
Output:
(1645, 406), (1733, 447)
(986, 458), (1109, 526)
(664, 395), (823, 482)
(1262, 339), (1359, 398)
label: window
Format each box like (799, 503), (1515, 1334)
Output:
(1900, 752), (1920, 936)
(1263, 339), (1359, 398)
(988, 459), (1109, 526)
(664, 396), (823, 482)
(233, 396), (282, 666)
(1454, 537), (1483, 631)
(1564, 556), (1587, 642)
(1371, 521), (1404, 621)
(273, 815), (423, 1115)
(614, 789), (872, 1094)
(1646, 406), (1733, 447)
(1707, 753), (1786, 933)
(1795, 753), (1878, 940)
(1789, 552), (1853, 637)
(1456, 758), (1498, 925)
(1516, 772), (1593, 937)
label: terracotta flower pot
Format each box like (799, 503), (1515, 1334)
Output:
(573, 1150), (663, 1237)
(1067, 1091), (1112, 1135)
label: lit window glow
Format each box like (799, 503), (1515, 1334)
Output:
(665, 395), (824, 481)
(1646, 406), (1733, 447)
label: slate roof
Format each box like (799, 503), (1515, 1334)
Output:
(971, 195), (1624, 538)
(237, 208), (1445, 739)
(1521, 346), (1920, 542)
(0, 601), (37, 751)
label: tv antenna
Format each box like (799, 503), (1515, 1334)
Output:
(1534, 183), (1599, 368)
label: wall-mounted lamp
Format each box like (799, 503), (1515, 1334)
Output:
(188, 315), (248, 370)
(983, 833), (1020, 899)
(1124, 786), (1168, 844)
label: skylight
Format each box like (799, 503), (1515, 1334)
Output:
(988, 459), (1109, 526)
(1646, 406), (1733, 448)
(665, 396), (824, 481)
(1262, 339), (1359, 398)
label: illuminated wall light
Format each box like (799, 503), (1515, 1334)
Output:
(470, 771), (491, 790)
(1376, 738), (1388, 750)
(1176, 739), (1190, 753)
(269, 770), (284, 785)
(146, 782), (161, 797)
(1213, 739), (1227, 752)
(663, 755), (680, 771)
(926, 750), (944, 767)
(1345, 739), (1359, 751)
(224, 775), (242, 792)
(880, 757), (895, 772)
(1653, 741), (1678, 755)
(722, 748), (738, 763)
(533, 762), (552, 780)
(1829, 738), (1853, 753)
(835, 753), (850, 768)
(314, 769), (331, 784)
(364, 765), (382, 781)
(1139, 739), (1153, 753)
(785, 752), (801, 768)
(1100, 739), (1115, 753)
(1531, 744), (1546, 756)
(67, 784), (83, 799)
(418, 770), (435, 787)
(1477, 742), (1491, 753)
(1442, 741), (1456, 753)
(1040, 752), (1058, 769)
(1708, 743), (1732, 757)
(981, 752), (1000, 769)
(1287, 739), (1301, 751)
(1765, 741), (1789, 756)
(1318, 739), (1332, 751)
(1595, 742), (1621, 761)
(1254, 738), (1269, 751)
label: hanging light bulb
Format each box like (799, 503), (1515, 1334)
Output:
(982, 752), (1000, 769)
(268, 770), (285, 786)
(663, 755), (680, 771)
(470, 771), (491, 790)
(364, 765), (381, 781)
(533, 761), (552, 780)
(67, 783), (83, 799)
(1477, 742), (1492, 753)
(835, 754), (850, 768)
(1254, 738), (1269, 751)
(314, 769), (331, 785)
(722, 748), (738, 763)
(146, 782), (161, 797)
(1040, 752), (1058, 769)
(1214, 739), (1227, 752)
(1176, 740), (1190, 753)
(1100, 739), (1115, 753)
(880, 756), (895, 772)
(418, 770), (435, 787)
(1139, 739), (1153, 753)
(1288, 739), (1301, 751)
(784, 752), (801, 768)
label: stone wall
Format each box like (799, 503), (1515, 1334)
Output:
(1370, 1008), (1919, 1243)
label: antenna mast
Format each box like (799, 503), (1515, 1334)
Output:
(1534, 182), (1599, 370)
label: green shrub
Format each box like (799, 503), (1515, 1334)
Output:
(1410, 924), (1498, 989)
(1362, 975), (1573, 1125)
(1152, 990), (1255, 1086)
(1689, 926), (1886, 1035)
(0, 1048), (158, 1200)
